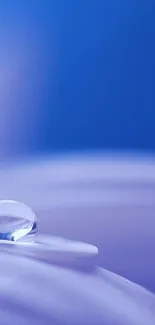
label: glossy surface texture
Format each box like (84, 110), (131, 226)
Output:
(0, 200), (37, 241)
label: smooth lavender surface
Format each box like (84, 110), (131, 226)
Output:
(0, 249), (155, 325)
(0, 153), (155, 324)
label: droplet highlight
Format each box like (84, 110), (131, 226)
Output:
(0, 200), (38, 242)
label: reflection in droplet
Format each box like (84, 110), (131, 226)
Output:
(0, 200), (38, 242)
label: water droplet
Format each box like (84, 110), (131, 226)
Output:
(0, 200), (38, 242)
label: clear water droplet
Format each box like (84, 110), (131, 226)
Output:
(0, 200), (38, 242)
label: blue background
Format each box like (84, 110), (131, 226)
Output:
(0, 0), (155, 157)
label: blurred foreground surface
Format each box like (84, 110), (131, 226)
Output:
(0, 152), (155, 324)
(0, 152), (155, 292)
(0, 250), (155, 325)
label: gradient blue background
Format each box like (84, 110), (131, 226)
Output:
(0, 0), (155, 157)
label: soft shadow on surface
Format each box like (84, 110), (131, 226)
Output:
(0, 248), (155, 325)
(0, 154), (155, 292)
